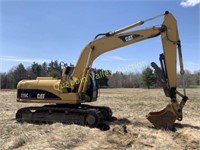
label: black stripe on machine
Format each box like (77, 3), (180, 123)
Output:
(17, 89), (61, 100)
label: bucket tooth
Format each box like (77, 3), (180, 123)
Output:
(146, 104), (177, 130)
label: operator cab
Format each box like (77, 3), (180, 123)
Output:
(61, 64), (98, 101)
(86, 69), (98, 101)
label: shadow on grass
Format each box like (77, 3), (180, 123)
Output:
(108, 117), (132, 126)
(174, 123), (200, 130)
(148, 123), (200, 132)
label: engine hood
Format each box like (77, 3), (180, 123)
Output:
(17, 77), (61, 92)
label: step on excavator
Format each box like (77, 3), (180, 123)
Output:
(16, 11), (188, 130)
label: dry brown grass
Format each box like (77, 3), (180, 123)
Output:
(0, 88), (199, 150)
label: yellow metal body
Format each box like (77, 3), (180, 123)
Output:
(17, 78), (81, 104)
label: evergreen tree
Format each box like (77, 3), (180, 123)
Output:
(95, 69), (111, 88)
(141, 67), (156, 89)
(13, 64), (27, 87)
(48, 60), (61, 78)
(31, 62), (42, 77)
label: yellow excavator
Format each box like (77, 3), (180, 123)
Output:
(16, 11), (188, 130)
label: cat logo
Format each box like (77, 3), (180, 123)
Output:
(37, 93), (45, 99)
(125, 35), (134, 42)
(119, 34), (143, 42)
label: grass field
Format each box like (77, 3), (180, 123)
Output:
(0, 88), (199, 150)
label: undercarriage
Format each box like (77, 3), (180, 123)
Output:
(16, 104), (112, 131)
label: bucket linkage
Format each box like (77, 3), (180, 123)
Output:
(147, 62), (188, 130)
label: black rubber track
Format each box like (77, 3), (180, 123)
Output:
(16, 104), (112, 130)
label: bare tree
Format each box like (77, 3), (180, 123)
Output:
(177, 70), (192, 88)
(108, 72), (123, 88)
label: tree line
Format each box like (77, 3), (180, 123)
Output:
(108, 69), (200, 88)
(1, 61), (61, 89)
(0, 61), (199, 89)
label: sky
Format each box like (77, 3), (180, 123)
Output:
(0, 0), (199, 73)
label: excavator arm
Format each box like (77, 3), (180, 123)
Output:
(70, 11), (188, 129)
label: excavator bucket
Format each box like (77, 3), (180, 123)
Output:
(146, 104), (177, 130)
